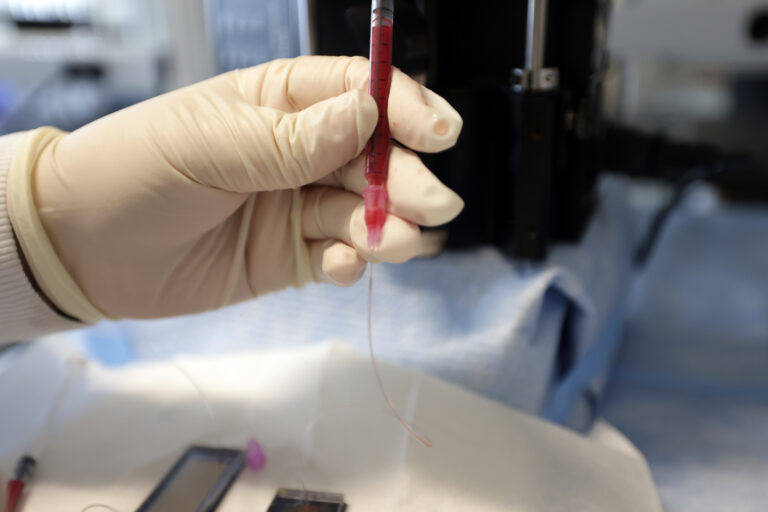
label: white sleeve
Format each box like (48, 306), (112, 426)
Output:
(0, 132), (81, 343)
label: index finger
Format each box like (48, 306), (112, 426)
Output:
(232, 56), (463, 153)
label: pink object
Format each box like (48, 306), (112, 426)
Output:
(363, 1), (394, 250)
(367, 268), (432, 448)
(246, 437), (266, 471)
(362, 185), (388, 249)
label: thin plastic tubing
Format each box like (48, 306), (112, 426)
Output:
(367, 266), (431, 447)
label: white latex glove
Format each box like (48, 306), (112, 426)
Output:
(6, 56), (463, 321)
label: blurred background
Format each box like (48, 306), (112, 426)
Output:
(0, 0), (306, 133)
(1, 0), (767, 162)
(1, 1), (768, 510)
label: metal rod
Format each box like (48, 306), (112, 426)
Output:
(525, 0), (548, 72)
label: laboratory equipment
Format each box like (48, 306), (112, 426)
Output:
(136, 446), (245, 511)
(0, 341), (664, 511)
(363, 0), (394, 249)
(312, 0), (609, 259)
(0, 0), (213, 134)
(3, 456), (35, 512)
(267, 489), (347, 511)
(309, 0), (768, 260)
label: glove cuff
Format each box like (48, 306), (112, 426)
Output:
(7, 128), (105, 324)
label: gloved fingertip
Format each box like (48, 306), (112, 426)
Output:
(389, 85), (463, 154)
(354, 209), (422, 264)
(421, 86), (463, 149)
(439, 187), (465, 221)
(322, 242), (367, 286)
(385, 151), (465, 227)
(417, 182), (465, 227)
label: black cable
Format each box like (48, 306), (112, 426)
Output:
(633, 158), (753, 266)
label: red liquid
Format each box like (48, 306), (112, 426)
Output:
(363, 19), (393, 249)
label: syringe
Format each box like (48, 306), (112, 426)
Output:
(362, 0), (431, 448)
(362, 0), (394, 250)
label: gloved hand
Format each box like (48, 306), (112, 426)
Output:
(7, 56), (463, 321)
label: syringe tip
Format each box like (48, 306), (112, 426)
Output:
(363, 184), (388, 250)
(367, 228), (383, 250)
